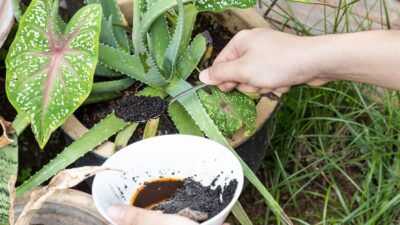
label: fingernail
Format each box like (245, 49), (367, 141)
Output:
(107, 205), (127, 223)
(199, 69), (210, 83)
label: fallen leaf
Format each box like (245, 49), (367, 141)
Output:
(8, 175), (16, 225)
(0, 116), (15, 148)
(15, 166), (113, 225)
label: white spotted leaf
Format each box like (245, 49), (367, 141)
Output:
(5, 0), (102, 148)
(198, 86), (256, 137)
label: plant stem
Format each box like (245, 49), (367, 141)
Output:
(143, 118), (159, 139)
(16, 113), (130, 197)
(113, 122), (139, 152)
(12, 111), (30, 136)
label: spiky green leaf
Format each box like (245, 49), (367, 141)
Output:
(86, 0), (129, 51)
(162, 0), (184, 79)
(179, 4), (197, 56)
(149, 15), (170, 68)
(16, 113), (129, 197)
(140, 0), (255, 39)
(168, 101), (203, 136)
(198, 86), (256, 137)
(98, 44), (167, 87)
(177, 34), (206, 80)
(95, 62), (122, 77)
(6, 0), (102, 148)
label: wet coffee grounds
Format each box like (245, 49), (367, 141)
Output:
(114, 96), (169, 122)
(154, 178), (238, 222)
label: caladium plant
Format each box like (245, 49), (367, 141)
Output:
(5, 0), (102, 148)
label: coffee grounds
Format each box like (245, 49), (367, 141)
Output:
(154, 178), (238, 222)
(114, 96), (169, 122)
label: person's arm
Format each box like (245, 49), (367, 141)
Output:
(199, 29), (400, 92)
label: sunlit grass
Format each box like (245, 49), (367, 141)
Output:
(239, 1), (400, 224)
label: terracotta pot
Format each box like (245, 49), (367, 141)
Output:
(14, 189), (108, 225)
(62, 5), (280, 172)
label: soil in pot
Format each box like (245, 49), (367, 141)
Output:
(131, 177), (238, 223)
(114, 96), (168, 122)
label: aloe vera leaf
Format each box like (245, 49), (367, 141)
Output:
(140, 0), (256, 38)
(179, 4), (197, 57)
(95, 62), (122, 77)
(137, 86), (168, 98)
(168, 101), (203, 136)
(166, 79), (292, 225)
(198, 86), (256, 137)
(149, 15), (170, 68)
(143, 118), (159, 139)
(98, 44), (167, 87)
(84, 92), (122, 105)
(6, 0), (102, 148)
(232, 202), (253, 225)
(177, 34), (206, 80)
(113, 122), (138, 152)
(132, 0), (146, 55)
(86, 0), (129, 51)
(16, 113), (130, 197)
(91, 78), (135, 94)
(100, 15), (120, 48)
(162, 0), (184, 79)
(0, 132), (17, 225)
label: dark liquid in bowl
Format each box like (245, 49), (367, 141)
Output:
(131, 178), (183, 209)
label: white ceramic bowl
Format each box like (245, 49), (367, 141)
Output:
(92, 134), (244, 225)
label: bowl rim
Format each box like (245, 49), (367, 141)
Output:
(92, 134), (244, 225)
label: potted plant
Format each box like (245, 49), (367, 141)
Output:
(62, 0), (280, 172)
(0, 0), (291, 224)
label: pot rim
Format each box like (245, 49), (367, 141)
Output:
(61, 7), (280, 158)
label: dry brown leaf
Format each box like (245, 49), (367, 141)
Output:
(0, 0), (14, 48)
(0, 116), (15, 148)
(8, 175), (16, 225)
(15, 166), (113, 225)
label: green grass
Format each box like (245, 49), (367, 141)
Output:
(236, 0), (400, 224)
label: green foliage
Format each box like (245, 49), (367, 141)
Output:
(0, 133), (17, 225)
(16, 113), (130, 197)
(198, 87), (256, 137)
(168, 101), (203, 136)
(6, 0), (102, 148)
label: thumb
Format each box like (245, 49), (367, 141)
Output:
(199, 60), (245, 85)
(107, 205), (199, 225)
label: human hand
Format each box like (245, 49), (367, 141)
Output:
(199, 28), (329, 94)
(108, 205), (230, 225)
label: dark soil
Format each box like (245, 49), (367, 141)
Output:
(114, 96), (168, 122)
(153, 178), (238, 222)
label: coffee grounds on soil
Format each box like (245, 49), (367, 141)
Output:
(154, 178), (238, 222)
(114, 96), (169, 122)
